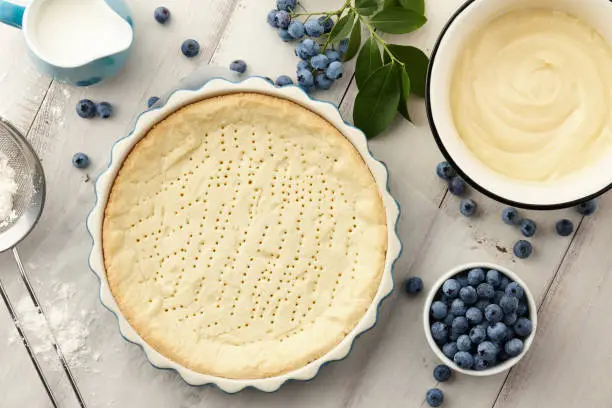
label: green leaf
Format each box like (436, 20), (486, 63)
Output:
(399, 0), (425, 15)
(383, 0), (400, 9)
(387, 44), (429, 97)
(354, 63), (401, 139)
(355, 36), (383, 89)
(370, 7), (427, 34)
(355, 0), (379, 16)
(328, 11), (355, 44)
(398, 66), (411, 121)
(344, 19), (362, 62)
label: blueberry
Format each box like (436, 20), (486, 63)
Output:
(484, 304), (503, 324)
(513, 240), (533, 259)
(147, 96), (160, 108)
(475, 299), (490, 312)
(433, 365), (452, 382)
(502, 207), (521, 225)
(473, 356), (492, 371)
(443, 313), (455, 327)
(499, 277), (510, 291)
(517, 302), (528, 317)
(436, 161), (456, 181)
(505, 338), (524, 357)
(318, 15), (334, 33)
(274, 10), (291, 29)
(96, 102), (113, 119)
(457, 334), (472, 352)
(469, 325), (487, 344)
(304, 19), (324, 37)
(493, 290), (505, 305)
(404, 277), (423, 295)
(476, 283), (495, 300)
(287, 20), (305, 39)
(452, 316), (469, 334)
(449, 330), (461, 342)
(487, 322), (508, 342)
(520, 219), (537, 237)
(326, 61), (344, 80)
(448, 177), (466, 196)
(296, 39), (320, 60)
(505, 282), (524, 299)
(486, 270), (501, 288)
(477, 341), (499, 362)
(453, 351), (474, 369)
(431, 301), (448, 320)
(460, 199), (477, 217)
(442, 279), (461, 298)
(556, 219), (574, 237)
(338, 38), (349, 54)
(181, 39), (200, 57)
(514, 317), (533, 337)
(278, 28), (294, 42)
(576, 199), (597, 216)
(499, 295), (519, 314)
(275, 75), (294, 87)
(456, 275), (469, 288)
(431, 322), (449, 343)
(451, 298), (467, 317)
(276, 0), (297, 11)
(503, 312), (518, 326)
(297, 60), (310, 71)
(72, 153), (90, 169)
(467, 268), (485, 286)
(310, 54), (330, 70)
(297, 69), (314, 88)
(267, 10), (279, 28)
(154, 6), (170, 24)
(466, 307), (483, 325)
(230, 60), (247, 74)
(325, 49), (341, 62)
(459, 286), (478, 305)
(76, 99), (96, 118)
(426, 388), (444, 407)
(442, 342), (458, 359)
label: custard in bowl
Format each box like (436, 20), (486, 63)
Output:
(427, 0), (612, 209)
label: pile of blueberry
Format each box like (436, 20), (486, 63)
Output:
(76, 99), (113, 120)
(429, 268), (533, 372)
(266, 0), (346, 92)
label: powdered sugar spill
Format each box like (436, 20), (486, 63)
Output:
(0, 152), (17, 225)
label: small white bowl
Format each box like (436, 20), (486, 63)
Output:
(423, 262), (537, 376)
(426, 0), (612, 209)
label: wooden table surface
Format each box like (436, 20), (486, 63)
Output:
(0, 1), (610, 407)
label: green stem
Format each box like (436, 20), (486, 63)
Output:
(291, 0), (351, 18)
(354, 9), (404, 67)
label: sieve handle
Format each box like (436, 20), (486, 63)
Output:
(0, 1), (24, 29)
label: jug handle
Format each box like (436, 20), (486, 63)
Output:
(0, 1), (24, 29)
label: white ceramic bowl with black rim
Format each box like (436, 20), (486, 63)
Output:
(423, 263), (537, 376)
(426, 0), (612, 209)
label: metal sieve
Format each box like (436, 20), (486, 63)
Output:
(0, 118), (86, 407)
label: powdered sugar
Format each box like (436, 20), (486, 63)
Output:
(0, 152), (17, 224)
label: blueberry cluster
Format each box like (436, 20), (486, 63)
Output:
(76, 99), (113, 119)
(266, 0), (346, 92)
(430, 268), (533, 371)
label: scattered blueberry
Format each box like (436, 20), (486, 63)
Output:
(499, 295), (519, 314)
(230, 59), (247, 74)
(436, 161), (456, 181)
(338, 38), (349, 54)
(426, 388), (444, 407)
(450, 298), (467, 316)
(442, 279), (461, 298)
(505, 338), (524, 357)
(72, 153), (90, 169)
(275, 75), (294, 87)
(278, 28), (294, 42)
(318, 15), (334, 33)
(487, 322), (508, 342)
(287, 20), (305, 39)
(147, 96), (160, 108)
(274, 10), (291, 29)
(460, 199), (477, 217)
(457, 334), (472, 352)
(454, 351), (474, 369)
(556, 219), (574, 237)
(514, 317), (533, 337)
(311, 54), (330, 70)
(433, 365), (452, 382)
(477, 341), (499, 362)
(325, 49), (341, 62)
(431, 301), (448, 320)
(304, 19), (324, 37)
(442, 341), (458, 359)
(276, 0), (297, 11)
(431, 322), (449, 343)
(466, 307), (483, 325)
(326, 61), (344, 80)
(452, 316), (469, 334)
(576, 200), (597, 216)
(505, 282), (524, 299)
(154, 6), (170, 24)
(404, 277), (423, 295)
(267, 10), (279, 27)
(459, 286), (478, 305)
(469, 325), (487, 344)
(501, 207), (521, 225)
(476, 283), (495, 300)
(448, 177), (466, 196)
(297, 69), (314, 88)
(486, 270), (502, 288)
(76, 99), (96, 118)
(484, 304), (503, 324)
(520, 219), (537, 237)
(181, 39), (200, 57)
(513, 240), (532, 259)
(96, 102), (113, 119)
(467, 268), (485, 286)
